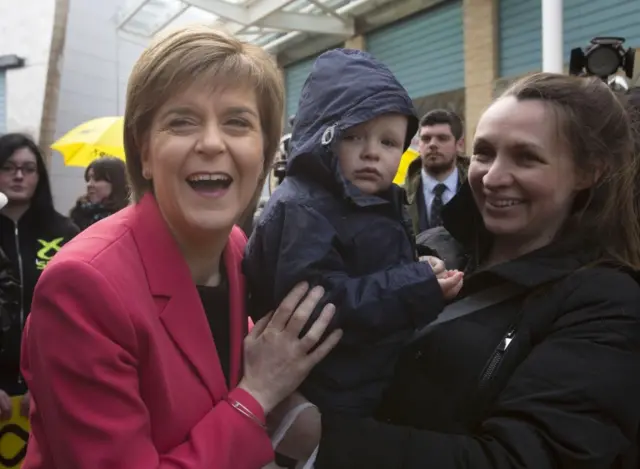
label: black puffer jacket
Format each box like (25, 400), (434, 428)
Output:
(0, 208), (78, 394)
(0, 247), (19, 351)
(70, 199), (119, 231)
(316, 183), (640, 469)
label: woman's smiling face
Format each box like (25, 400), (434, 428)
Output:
(469, 97), (587, 250)
(143, 82), (264, 240)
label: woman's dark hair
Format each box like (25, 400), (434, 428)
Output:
(624, 86), (640, 155)
(0, 133), (55, 216)
(84, 157), (129, 210)
(502, 73), (640, 270)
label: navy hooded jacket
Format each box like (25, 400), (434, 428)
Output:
(243, 49), (444, 414)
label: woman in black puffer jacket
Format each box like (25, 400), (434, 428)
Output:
(70, 156), (129, 231)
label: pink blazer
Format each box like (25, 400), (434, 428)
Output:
(20, 194), (273, 469)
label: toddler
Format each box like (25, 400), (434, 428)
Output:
(243, 49), (463, 417)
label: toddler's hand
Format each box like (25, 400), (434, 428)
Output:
(438, 270), (463, 300)
(419, 256), (445, 276)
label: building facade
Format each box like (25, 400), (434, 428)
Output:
(3, 0), (640, 213)
(0, 0), (146, 213)
(0, 0), (58, 140)
(280, 0), (640, 153)
(49, 0), (145, 212)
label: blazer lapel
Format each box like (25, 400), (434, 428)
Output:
(224, 226), (247, 388)
(129, 194), (227, 403)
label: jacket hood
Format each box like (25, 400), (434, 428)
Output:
(286, 48), (419, 203)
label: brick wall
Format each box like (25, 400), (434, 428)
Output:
(344, 35), (366, 50)
(462, 0), (497, 155)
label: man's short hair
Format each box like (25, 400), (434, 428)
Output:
(419, 109), (464, 141)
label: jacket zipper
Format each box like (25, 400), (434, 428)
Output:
(401, 215), (418, 259)
(479, 327), (516, 387)
(13, 222), (24, 328)
(13, 221), (26, 387)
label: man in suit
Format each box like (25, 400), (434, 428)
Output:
(405, 109), (469, 234)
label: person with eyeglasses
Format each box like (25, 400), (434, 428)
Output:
(0, 133), (79, 416)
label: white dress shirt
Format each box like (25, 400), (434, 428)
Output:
(421, 167), (459, 224)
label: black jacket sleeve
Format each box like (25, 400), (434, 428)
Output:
(244, 201), (443, 344)
(315, 268), (640, 468)
(0, 247), (19, 332)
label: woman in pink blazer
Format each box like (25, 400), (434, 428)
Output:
(20, 26), (341, 469)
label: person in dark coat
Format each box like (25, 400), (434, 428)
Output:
(0, 192), (20, 420)
(405, 109), (469, 234)
(0, 134), (79, 405)
(292, 73), (640, 468)
(70, 156), (129, 231)
(243, 48), (462, 417)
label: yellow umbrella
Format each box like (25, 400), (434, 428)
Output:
(51, 117), (125, 167)
(393, 148), (420, 185)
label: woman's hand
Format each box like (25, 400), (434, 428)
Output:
(239, 283), (343, 414)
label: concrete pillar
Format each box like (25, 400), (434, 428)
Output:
(39, 0), (70, 168)
(462, 0), (498, 155)
(542, 0), (564, 73)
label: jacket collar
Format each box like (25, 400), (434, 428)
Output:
(128, 193), (247, 400)
(421, 164), (459, 196)
(405, 156), (469, 204)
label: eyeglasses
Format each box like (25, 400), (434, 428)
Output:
(0, 163), (38, 176)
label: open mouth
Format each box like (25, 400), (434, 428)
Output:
(186, 173), (233, 193)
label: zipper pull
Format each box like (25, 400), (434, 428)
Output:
(497, 330), (515, 352)
(321, 124), (337, 146)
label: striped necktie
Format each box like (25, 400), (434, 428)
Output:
(430, 183), (447, 228)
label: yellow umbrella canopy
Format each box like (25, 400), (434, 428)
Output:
(51, 117), (125, 167)
(393, 148), (420, 185)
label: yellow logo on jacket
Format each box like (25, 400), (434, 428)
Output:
(0, 396), (30, 468)
(35, 237), (64, 271)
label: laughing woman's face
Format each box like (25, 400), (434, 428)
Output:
(143, 83), (264, 241)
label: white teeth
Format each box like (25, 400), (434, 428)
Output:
(490, 200), (523, 208)
(187, 174), (231, 182)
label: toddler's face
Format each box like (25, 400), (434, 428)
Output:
(336, 114), (407, 195)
